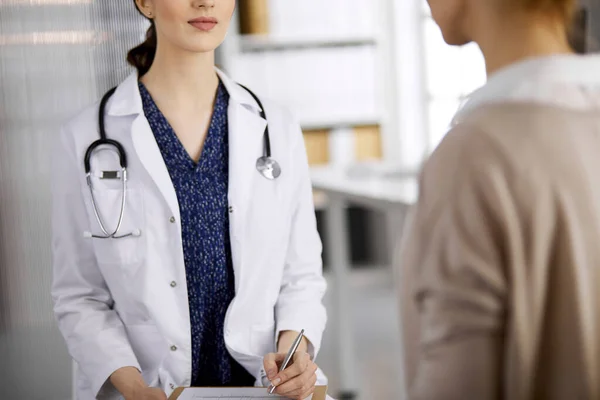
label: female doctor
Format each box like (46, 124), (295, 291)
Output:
(50, 1), (327, 399)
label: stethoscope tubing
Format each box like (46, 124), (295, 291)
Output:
(84, 82), (277, 239)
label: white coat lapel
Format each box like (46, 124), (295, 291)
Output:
(107, 69), (267, 280)
(226, 94), (267, 289)
(131, 115), (181, 226)
(107, 72), (181, 227)
(227, 101), (267, 216)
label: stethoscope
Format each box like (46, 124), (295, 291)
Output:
(84, 84), (281, 239)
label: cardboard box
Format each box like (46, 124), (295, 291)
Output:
(238, 0), (270, 35)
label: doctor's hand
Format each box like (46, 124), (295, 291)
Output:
(130, 387), (168, 400)
(264, 351), (318, 400)
(110, 367), (167, 400)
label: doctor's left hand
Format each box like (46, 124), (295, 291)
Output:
(264, 351), (318, 400)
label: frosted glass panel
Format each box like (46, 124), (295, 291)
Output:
(0, 2), (145, 399)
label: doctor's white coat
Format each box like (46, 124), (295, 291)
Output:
(51, 70), (327, 399)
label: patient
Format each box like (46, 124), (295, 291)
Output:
(397, 0), (600, 399)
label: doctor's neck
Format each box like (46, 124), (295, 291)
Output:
(473, 10), (573, 76)
(140, 40), (219, 111)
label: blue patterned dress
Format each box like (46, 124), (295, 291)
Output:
(139, 81), (255, 387)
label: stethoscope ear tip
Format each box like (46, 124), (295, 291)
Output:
(83, 231), (93, 239)
(132, 229), (142, 237)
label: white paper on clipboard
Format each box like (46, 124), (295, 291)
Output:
(176, 387), (290, 399)
(171, 386), (331, 400)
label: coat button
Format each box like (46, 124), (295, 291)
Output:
(169, 216), (176, 223)
(170, 281), (177, 288)
(229, 206), (233, 213)
(170, 345), (177, 351)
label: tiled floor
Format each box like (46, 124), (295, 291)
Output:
(318, 267), (406, 400)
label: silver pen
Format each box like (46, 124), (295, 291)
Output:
(269, 329), (305, 395)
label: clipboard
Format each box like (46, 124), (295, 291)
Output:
(168, 385), (328, 400)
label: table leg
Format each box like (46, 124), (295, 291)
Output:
(385, 206), (410, 399)
(385, 207), (408, 262)
(324, 196), (359, 399)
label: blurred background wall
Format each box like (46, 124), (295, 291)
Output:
(0, 1), (599, 399)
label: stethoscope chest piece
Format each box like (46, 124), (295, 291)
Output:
(256, 156), (281, 180)
(239, 82), (281, 181)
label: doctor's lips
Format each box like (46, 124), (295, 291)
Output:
(189, 17), (218, 32)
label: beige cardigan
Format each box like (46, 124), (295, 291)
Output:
(398, 103), (600, 400)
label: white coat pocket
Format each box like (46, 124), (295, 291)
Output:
(81, 184), (146, 265)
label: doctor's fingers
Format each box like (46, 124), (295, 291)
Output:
(271, 352), (311, 386)
(281, 352), (312, 379)
(275, 367), (317, 400)
(274, 358), (317, 391)
(263, 352), (286, 379)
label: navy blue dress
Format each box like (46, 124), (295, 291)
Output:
(139, 81), (255, 387)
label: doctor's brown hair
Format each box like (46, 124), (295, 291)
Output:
(127, 1), (157, 76)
